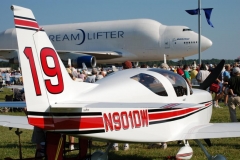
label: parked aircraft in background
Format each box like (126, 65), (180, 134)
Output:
(0, 11), (212, 67)
(0, 5), (240, 160)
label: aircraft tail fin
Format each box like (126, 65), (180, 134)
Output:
(11, 5), (95, 129)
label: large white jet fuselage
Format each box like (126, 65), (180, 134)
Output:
(0, 19), (212, 65)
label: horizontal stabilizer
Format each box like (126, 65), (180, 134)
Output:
(0, 115), (33, 130)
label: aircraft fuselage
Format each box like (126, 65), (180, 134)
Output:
(0, 19), (212, 64)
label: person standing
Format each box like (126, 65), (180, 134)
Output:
(160, 63), (169, 70)
(5, 70), (11, 86)
(196, 63), (210, 84)
(71, 67), (78, 79)
(96, 71), (104, 81)
(227, 67), (240, 122)
(176, 66), (184, 76)
(78, 70), (86, 81)
(222, 64), (231, 106)
(190, 63), (198, 85)
(66, 64), (72, 74)
(183, 65), (192, 88)
(85, 69), (97, 83)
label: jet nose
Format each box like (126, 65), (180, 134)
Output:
(201, 36), (212, 51)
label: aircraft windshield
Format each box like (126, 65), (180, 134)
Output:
(183, 28), (192, 31)
(131, 73), (168, 96)
(148, 69), (188, 97)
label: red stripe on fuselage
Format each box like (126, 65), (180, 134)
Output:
(205, 102), (212, 106)
(148, 108), (198, 121)
(28, 117), (104, 130)
(28, 117), (54, 130)
(14, 19), (39, 28)
(53, 117), (104, 130)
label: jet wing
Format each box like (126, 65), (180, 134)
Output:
(0, 50), (123, 60)
(58, 50), (122, 60)
(0, 50), (123, 61)
(0, 115), (33, 130)
(178, 123), (240, 140)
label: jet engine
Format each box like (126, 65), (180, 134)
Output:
(71, 55), (96, 68)
(61, 53), (97, 68)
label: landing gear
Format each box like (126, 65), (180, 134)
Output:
(88, 142), (113, 160)
(176, 140), (193, 160)
(194, 139), (226, 160)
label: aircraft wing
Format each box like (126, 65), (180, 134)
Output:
(0, 115), (33, 130)
(178, 123), (240, 140)
(58, 50), (122, 60)
(0, 50), (123, 61)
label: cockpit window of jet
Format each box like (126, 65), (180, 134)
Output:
(183, 28), (192, 31)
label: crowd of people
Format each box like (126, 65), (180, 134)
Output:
(0, 69), (22, 87)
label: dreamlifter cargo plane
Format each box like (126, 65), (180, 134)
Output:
(0, 18), (212, 67)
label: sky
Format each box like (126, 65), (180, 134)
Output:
(0, 0), (239, 60)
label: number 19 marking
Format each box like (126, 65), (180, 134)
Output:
(24, 47), (64, 95)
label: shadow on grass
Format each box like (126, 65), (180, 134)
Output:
(108, 152), (168, 160)
(0, 143), (35, 149)
(89, 144), (175, 160)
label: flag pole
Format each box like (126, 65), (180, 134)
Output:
(198, 0), (201, 65)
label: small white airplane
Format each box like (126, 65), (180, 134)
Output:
(0, 5), (239, 160)
(0, 9), (212, 68)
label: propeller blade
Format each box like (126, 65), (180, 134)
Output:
(199, 60), (225, 90)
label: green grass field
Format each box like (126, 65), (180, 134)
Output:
(0, 88), (240, 160)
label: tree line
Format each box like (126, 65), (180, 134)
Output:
(0, 58), (238, 69)
(139, 58), (237, 67)
(0, 61), (18, 69)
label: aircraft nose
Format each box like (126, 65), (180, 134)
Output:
(201, 36), (212, 51)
